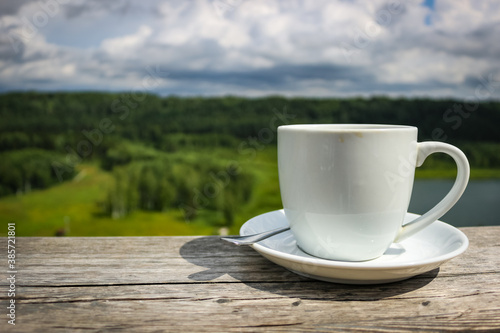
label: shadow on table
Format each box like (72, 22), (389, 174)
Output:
(179, 236), (439, 301)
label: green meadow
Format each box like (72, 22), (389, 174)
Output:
(0, 144), (283, 237)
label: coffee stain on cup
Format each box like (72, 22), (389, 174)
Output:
(339, 133), (362, 142)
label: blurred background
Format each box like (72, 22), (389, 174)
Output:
(0, 0), (499, 237)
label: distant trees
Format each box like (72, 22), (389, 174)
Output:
(2, 93), (500, 152)
(0, 149), (75, 196)
(461, 143), (500, 168)
(102, 157), (254, 227)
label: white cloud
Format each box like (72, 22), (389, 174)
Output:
(101, 25), (152, 57)
(0, 0), (499, 99)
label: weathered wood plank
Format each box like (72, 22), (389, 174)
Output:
(0, 227), (498, 286)
(0, 236), (310, 286)
(3, 272), (500, 332)
(10, 272), (500, 305)
(0, 227), (499, 332)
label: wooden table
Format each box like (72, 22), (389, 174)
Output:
(1, 226), (499, 332)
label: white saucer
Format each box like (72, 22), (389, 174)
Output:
(240, 210), (468, 284)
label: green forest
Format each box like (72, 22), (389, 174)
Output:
(1, 92), (499, 236)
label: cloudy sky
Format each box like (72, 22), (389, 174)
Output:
(0, 0), (499, 99)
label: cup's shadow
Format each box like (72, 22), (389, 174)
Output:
(179, 236), (439, 301)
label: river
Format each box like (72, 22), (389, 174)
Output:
(408, 179), (500, 227)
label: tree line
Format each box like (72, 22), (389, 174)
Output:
(101, 153), (253, 226)
(0, 149), (75, 197)
(2, 92), (499, 149)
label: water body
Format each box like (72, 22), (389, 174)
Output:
(408, 179), (500, 227)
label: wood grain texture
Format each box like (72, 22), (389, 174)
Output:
(1, 226), (499, 332)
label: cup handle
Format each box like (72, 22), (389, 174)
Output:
(394, 142), (470, 242)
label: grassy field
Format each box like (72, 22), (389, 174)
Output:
(0, 145), (283, 237)
(0, 144), (498, 237)
(0, 163), (216, 236)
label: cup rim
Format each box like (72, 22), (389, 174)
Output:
(278, 124), (416, 132)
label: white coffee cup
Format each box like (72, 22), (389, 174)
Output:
(278, 124), (469, 261)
